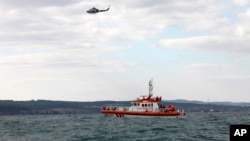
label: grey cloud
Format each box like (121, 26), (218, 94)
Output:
(159, 36), (250, 54)
(0, 0), (82, 8)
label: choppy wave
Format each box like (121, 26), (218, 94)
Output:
(0, 112), (250, 141)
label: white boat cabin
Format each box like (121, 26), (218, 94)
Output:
(129, 101), (164, 112)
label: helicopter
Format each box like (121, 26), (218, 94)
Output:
(87, 6), (110, 14)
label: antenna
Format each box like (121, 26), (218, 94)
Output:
(149, 78), (153, 96)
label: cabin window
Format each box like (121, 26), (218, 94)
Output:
(145, 104), (147, 107)
(142, 104), (144, 107)
(151, 104), (153, 107)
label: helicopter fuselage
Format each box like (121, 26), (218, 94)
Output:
(86, 6), (109, 14)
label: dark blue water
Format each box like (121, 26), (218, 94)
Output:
(0, 112), (250, 141)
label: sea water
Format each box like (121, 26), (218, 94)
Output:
(0, 112), (250, 141)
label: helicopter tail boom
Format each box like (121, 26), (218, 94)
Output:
(99, 6), (110, 12)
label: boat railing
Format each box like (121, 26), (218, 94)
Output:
(102, 105), (117, 110)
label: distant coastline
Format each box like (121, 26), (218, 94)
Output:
(0, 100), (250, 116)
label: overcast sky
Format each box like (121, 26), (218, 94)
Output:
(0, 0), (250, 102)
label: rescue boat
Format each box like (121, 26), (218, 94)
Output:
(101, 79), (186, 118)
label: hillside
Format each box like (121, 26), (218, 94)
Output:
(0, 100), (250, 115)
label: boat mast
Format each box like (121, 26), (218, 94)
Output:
(149, 79), (153, 96)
